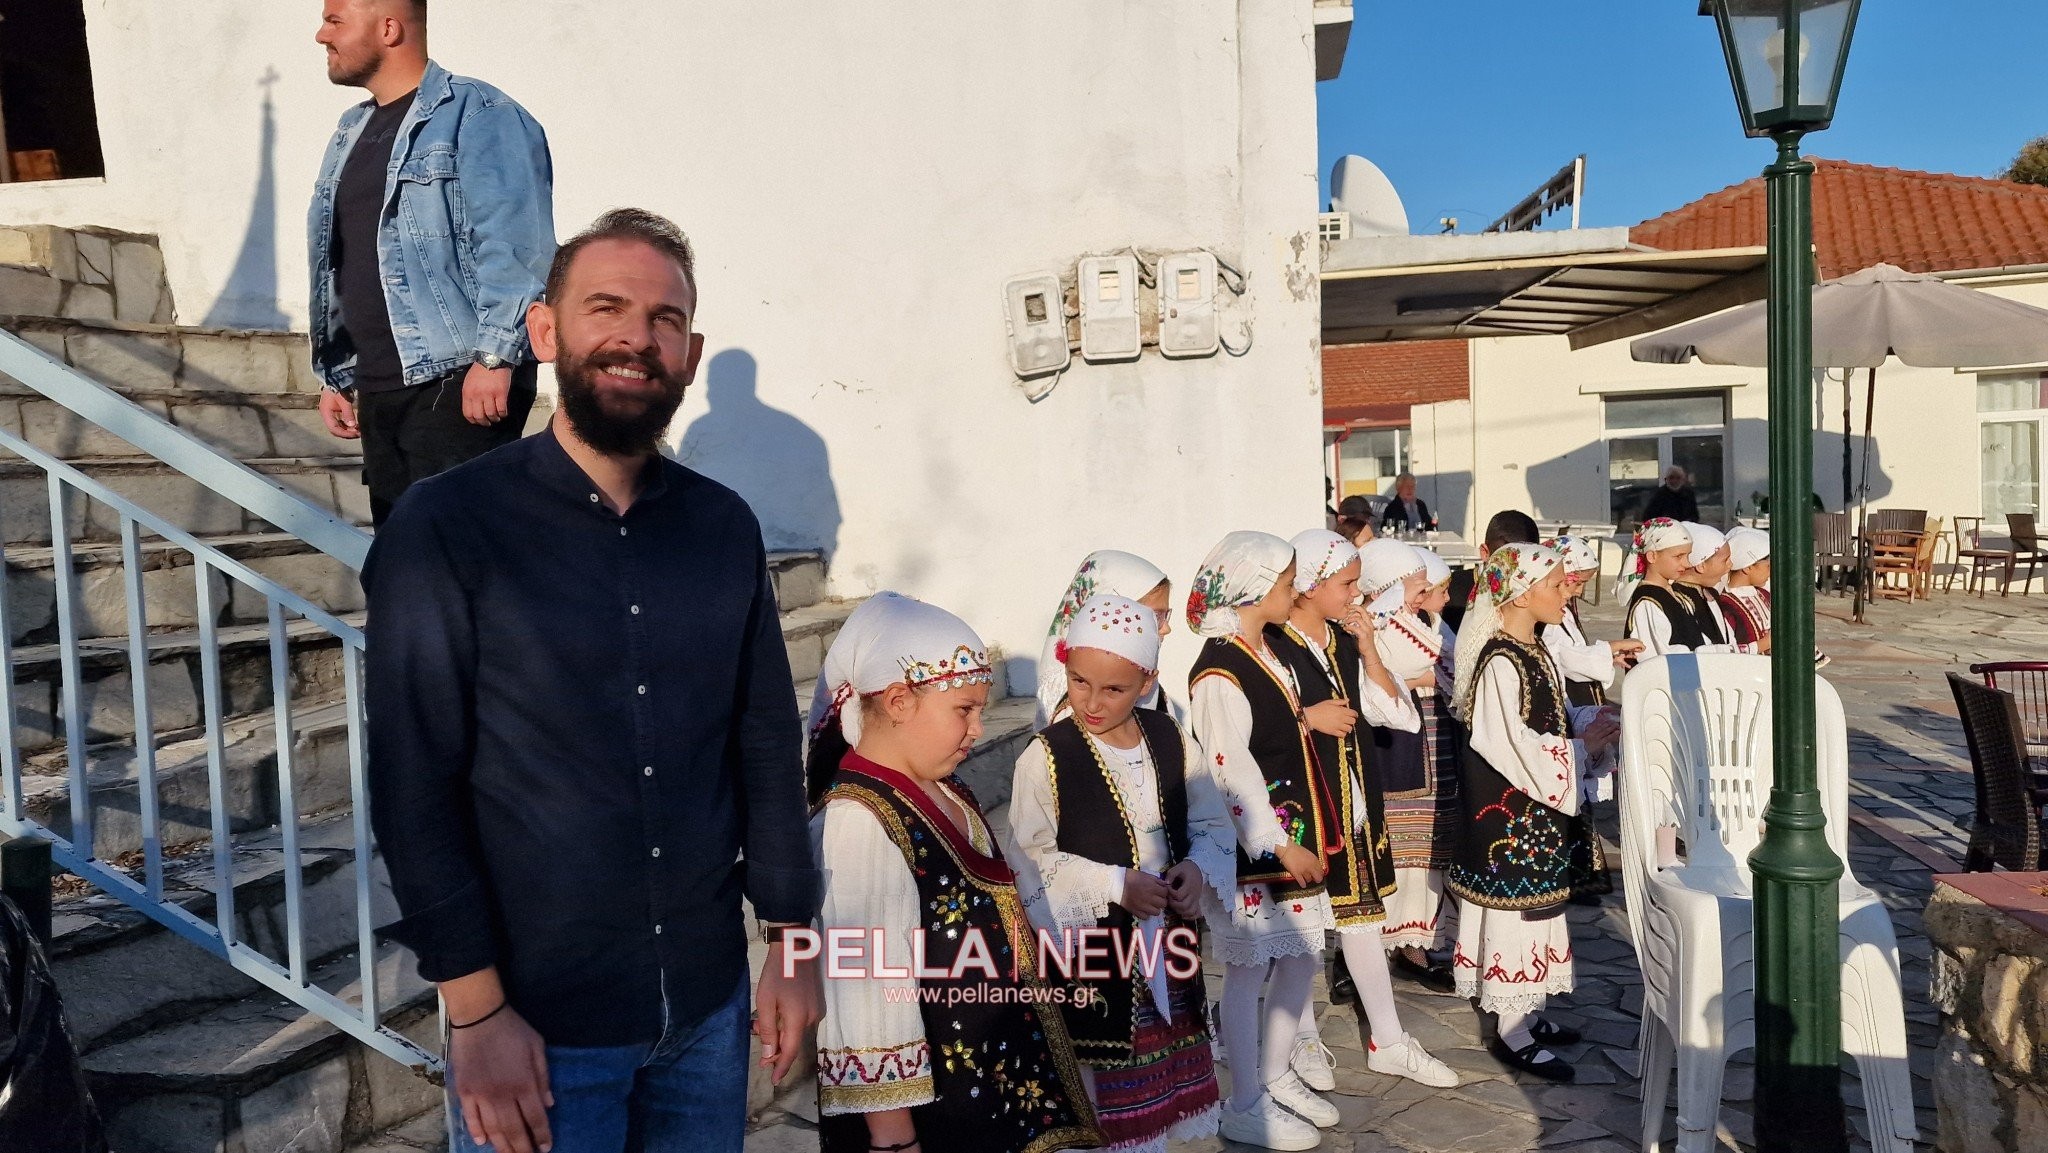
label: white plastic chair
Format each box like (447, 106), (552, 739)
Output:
(1618, 653), (1915, 1153)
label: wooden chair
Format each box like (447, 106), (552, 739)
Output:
(1866, 530), (1922, 601)
(1910, 516), (1944, 600)
(1949, 672), (2048, 871)
(1868, 508), (1928, 535)
(1950, 515), (2018, 597)
(2010, 513), (2047, 595)
(1814, 512), (1856, 595)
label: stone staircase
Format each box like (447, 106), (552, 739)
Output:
(0, 224), (1045, 1152)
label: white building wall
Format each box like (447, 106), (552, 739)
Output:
(0, 2), (1333, 698)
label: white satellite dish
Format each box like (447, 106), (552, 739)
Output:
(1329, 155), (1409, 238)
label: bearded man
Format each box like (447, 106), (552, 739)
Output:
(365, 209), (821, 1153)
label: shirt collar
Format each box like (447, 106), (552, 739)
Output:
(528, 424), (671, 511)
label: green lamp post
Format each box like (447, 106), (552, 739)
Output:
(1701, 2), (1860, 1150)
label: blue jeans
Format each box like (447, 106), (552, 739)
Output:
(447, 976), (751, 1153)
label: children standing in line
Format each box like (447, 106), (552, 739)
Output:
(808, 593), (1100, 1153)
(1269, 531), (1460, 1095)
(1540, 536), (1644, 903)
(1622, 518), (1723, 657)
(1677, 523), (1755, 653)
(1185, 531), (1340, 1151)
(1035, 551), (1174, 729)
(1448, 545), (1620, 1083)
(1718, 526), (1829, 668)
(1007, 594), (1232, 1153)
(1359, 539), (1460, 992)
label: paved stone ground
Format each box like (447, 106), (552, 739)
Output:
(740, 586), (2046, 1152)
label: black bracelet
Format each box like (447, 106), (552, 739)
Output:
(869, 1141), (918, 1152)
(451, 1001), (509, 1029)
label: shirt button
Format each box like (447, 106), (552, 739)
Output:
(589, 493), (600, 504)
(654, 923), (663, 935)
(643, 766), (654, 776)
(630, 605), (642, 615)
(637, 684), (648, 695)
(620, 527), (629, 537)
(651, 847), (662, 858)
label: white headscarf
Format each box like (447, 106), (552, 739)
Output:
(1617, 516), (1693, 600)
(1035, 551), (1169, 726)
(1356, 537), (1425, 618)
(1546, 534), (1599, 574)
(1452, 542), (1564, 718)
(1415, 546), (1451, 589)
(1186, 531), (1294, 638)
(807, 592), (994, 748)
(1683, 522), (1727, 568)
(1064, 593), (1161, 675)
(1727, 526), (1770, 572)
(1290, 529), (1359, 593)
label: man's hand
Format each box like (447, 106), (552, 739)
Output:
(444, 969), (552, 1153)
(318, 389), (360, 439)
(755, 943), (823, 1086)
(1303, 699), (1357, 738)
(1119, 869), (1174, 919)
(1162, 860), (1206, 918)
(461, 362), (515, 427)
(1276, 842), (1326, 887)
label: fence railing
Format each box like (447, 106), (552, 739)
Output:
(0, 329), (432, 1073)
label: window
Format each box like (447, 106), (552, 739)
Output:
(1976, 370), (2046, 522)
(1331, 426), (1407, 501)
(0, 0), (106, 183)
(1604, 390), (1729, 529)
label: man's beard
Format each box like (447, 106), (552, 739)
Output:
(328, 46), (383, 88)
(556, 348), (687, 457)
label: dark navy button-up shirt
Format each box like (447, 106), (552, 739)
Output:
(364, 426), (821, 1047)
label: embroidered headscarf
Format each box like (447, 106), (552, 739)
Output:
(1452, 542), (1564, 718)
(1064, 593), (1161, 675)
(1356, 537), (1426, 618)
(1415, 546), (1451, 589)
(1545, 534), (1599, 575)
(1036, 551), (1170, 726)
(807, 591), (994, 750)
(1683, 522), (1728, 569)
(1289, 529), (1359, 594)
(1618, 516), (1692, 599)
(1727, 526), (1771, 572)
(1185, 531), (1294, 638)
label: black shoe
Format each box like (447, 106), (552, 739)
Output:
(1329, 956), (1358, 1006)
(1529, 1017), (1581, 1046)
(1489, 1036), (1576, 1082)
(1391, 950), (1457, 994)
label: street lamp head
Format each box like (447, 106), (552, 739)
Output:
(1702, 0), (1860, 138)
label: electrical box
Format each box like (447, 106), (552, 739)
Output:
(1001, 271), (1069, 378)
(1077, 255), (1141, 362)
(1157, 252), (1219, 358)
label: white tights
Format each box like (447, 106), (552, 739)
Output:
(1288, 931), (1410, 1058)
(1220, 953), (1318, 1111)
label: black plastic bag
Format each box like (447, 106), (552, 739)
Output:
(0, 893), (108, 1152)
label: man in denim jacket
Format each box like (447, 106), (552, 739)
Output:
(310, 0), (555, 525)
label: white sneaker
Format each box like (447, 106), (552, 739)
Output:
(1290, 1036), (1337, 1091)
(1218, 1093), (1322, 1151)
(1366, 1033), (1461, 1088)
(1265, 1070), (1341, 1128)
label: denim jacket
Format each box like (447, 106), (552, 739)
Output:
(308, 61), (556, 393)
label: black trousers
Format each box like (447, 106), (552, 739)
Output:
(356, 362), (538, 527)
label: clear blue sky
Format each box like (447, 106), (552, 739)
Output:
(1317, 1), (2046, 233)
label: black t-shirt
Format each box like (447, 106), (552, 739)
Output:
(334, 91), (417, 393)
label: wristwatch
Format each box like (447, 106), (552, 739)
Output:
(759, 921), (807, 945)
(473, 352), (508, 371)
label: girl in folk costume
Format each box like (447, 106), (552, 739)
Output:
(1035, 552), (1173, 730)
(1677, 523), (1760, 654)
(808, 593), (1099, 1153)
(1007, 594), (1232, 1153)
(1269, 531), (1461, 1094)
(1184, 531), (1342, 1152)
(1717, 526), (1830, 668)
(1539, 536), (1644, 903)
(1360, 539), (1461, 991)
(1448, 545), (1621, 1082)
(1621, 518), (1732, 658)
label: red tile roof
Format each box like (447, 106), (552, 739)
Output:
(1633, 158), (2048, 280)
(1322, 340), (1469, 425)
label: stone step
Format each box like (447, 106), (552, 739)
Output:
(343, 1111), (447, 1153)
(767, 549), (827, 613)
(0, 225), (173, 325)
(2, 315), (306, 396)
(86, 942), (440, 1153)
(0, 452), (371, 545)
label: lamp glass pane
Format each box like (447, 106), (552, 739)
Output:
(1795, 0), (1854, 108)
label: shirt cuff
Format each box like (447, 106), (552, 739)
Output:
(377, 877), (500, 983)
(745, 860), (825, 926)
(472, 323), (529, 366)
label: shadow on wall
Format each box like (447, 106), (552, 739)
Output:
(677, 349), (841, 561)
(202, 69), (291, 330)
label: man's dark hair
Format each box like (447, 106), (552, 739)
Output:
(1483, 509), (1541, 552)
(545, 207), (698, 305)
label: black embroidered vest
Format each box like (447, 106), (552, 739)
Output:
(1038, 713), (1200, 1064)
(1188, 635), (1341, 889)
(819, 757), (1100, 1153)
(1446, 638), (1576, 913)
(1625, 583), (1708, 650)
(1560, 606), (1608, 709)
(1266, 622), (1394, 924)
(1676, 583), (1729, 645)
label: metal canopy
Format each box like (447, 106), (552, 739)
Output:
(1320, 243), (1769, 347)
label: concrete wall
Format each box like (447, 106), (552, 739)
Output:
(0, 2), (1333, 699)
(1407, 274), (2048, 554)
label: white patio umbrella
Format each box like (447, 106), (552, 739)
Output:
(1630, 262), (2048, 620)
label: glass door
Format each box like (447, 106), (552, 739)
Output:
(1982, 420), (2041, 522)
